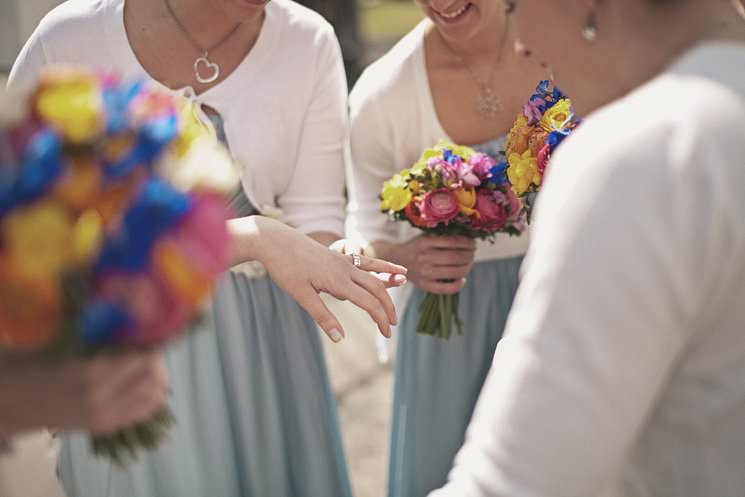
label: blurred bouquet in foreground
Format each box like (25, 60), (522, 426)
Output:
(505, 80), (580, 215)
(0, 67), (237, 463)
(380, 141), (525, 340)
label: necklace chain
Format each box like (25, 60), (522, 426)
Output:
(163, 0), (243, 84)
(438, 21), (510, 118)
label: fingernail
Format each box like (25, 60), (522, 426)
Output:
(330, 328), (344, 343)
(393, 274), (407, 285)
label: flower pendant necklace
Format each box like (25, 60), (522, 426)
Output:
(438, 25), (509, 118)
(164, 0), (243, 84)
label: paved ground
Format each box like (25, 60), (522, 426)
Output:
(322, 297), (396, 497)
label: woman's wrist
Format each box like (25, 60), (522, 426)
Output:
(227, 216), (270, 267)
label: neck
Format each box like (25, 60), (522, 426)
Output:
(164, 0), (257, 45)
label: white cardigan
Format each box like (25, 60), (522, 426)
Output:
(431, 43), (745, 497)
(10, 0), (348, 236)
(347, 20), (529, 263)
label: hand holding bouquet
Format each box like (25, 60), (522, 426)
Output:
(380, 141), (525, 340)
(0, 67), (237, 463)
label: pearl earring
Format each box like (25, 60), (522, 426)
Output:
(582, 12), (598, 41)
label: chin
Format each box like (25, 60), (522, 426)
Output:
(428, 1), (482, 37)
(223, 0), (270, 21)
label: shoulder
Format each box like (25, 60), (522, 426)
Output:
(554, 70), (745, 189)
(269, 0), (338, 50)
(350, 21), (427, 114)
(33, 0), (107, 46)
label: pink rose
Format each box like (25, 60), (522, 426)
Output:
(428, 157), (458, 186)
(420, 189), (459, 227)
(471, 190), (506, 232)
(98, 272), (191, 347)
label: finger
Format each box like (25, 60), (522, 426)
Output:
(382, 272), (408, 288)
(352, 270), (399, 326)
(294, 288), (346, 343)
(358, 255), (407, 275)
(419, 278), (466, 295)
(332, 281), (391, 338)
(423, 236), (476, 250)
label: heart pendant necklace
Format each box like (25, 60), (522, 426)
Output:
(164, 0), (242, 85)
(194, 52), (220, 84)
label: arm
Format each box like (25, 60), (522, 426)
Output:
(432, 132), (707, 497)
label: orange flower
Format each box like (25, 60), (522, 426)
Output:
(53, 155), (103, 211)
(0, 260), (62, 351)
(152, 241), (212, 307)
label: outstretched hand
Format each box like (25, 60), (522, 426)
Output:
(232, 217), (407, 342)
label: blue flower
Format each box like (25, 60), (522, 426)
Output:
(78, 300), (131, 346)
(488, 161), (508, 186)
(96, 177), (191, 272)
(0, 128), (63, 214)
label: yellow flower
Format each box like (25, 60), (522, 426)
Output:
(381, 172), (413, 212)
(71, 209), (104, 264)
(541, 99), (574, 132)
(454, 188), (478, 217)
(507, 150), (542, 196)
(171, 98), (214, 158)
(3, 201), (74, 280)
(35, 69), (104, 144)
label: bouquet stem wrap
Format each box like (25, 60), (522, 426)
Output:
(416, 292), (463, 340)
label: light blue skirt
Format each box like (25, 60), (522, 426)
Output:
(387, 256), (523, 497)
(59, 271), (353, 497)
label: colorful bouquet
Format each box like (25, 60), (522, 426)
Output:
(505, 80), (580, 212)
(0, 67), (237, 462)
(380, 141), (525, 340)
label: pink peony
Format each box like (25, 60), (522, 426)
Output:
(471, 190), (507, 232)
(420, 189), (459, 227)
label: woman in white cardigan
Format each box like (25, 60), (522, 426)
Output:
(432, 0), (745, 496)
(347, 1), (544, 495)
(9, 0), (405, 495)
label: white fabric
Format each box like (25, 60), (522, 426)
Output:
(430, 43), (745, 497)
(347, 20), (529, 262)
(9, 0), (348, 236)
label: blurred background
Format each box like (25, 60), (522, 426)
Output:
(0, 1), (424, 496)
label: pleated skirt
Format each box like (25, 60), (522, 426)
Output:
(59, 271), (353, 497)
(387, 256), (523, 497)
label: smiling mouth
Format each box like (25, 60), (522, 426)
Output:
(434, 2), (473, 21)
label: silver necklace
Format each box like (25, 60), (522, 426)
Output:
(164, 0), (242, 84)
(438, 24), (509, 118)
